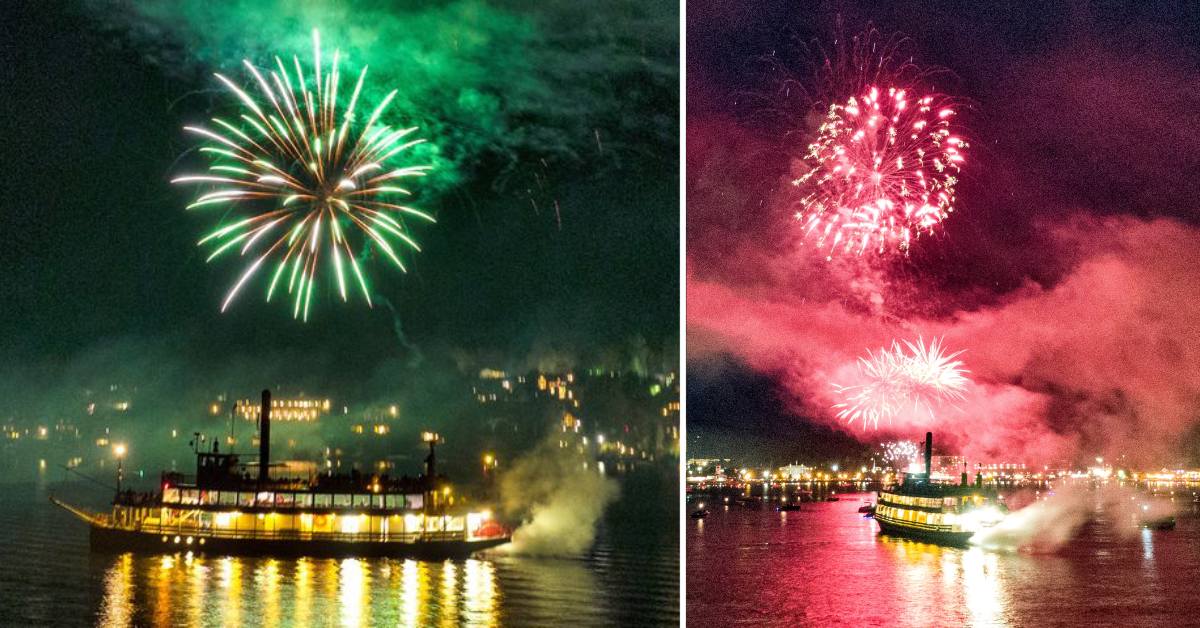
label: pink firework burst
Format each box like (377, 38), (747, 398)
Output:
(833, 337), (969, 430)
(793, 85), (966, 258)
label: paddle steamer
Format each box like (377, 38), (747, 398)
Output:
(873, 432), (1005, 545)
(54, 390), (509, 558)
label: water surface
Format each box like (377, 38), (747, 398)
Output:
(687, 492), (1200, 627)
(2, 475), (677, 627)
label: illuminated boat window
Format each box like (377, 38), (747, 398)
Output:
(340, 514), (366, 535)
(314, 494), (332, 508)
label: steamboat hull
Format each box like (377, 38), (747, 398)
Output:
(89, 524), (509, 559)
(873, 512), (974, 546)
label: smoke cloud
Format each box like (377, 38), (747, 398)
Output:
(0, 329), (671, 487)
(971, 483), (1178, 552)
(85, 0), (677, 197)
(689, 216), (1200, 466)
(375, 295), (424, 368)
(498, 435), (619, 556)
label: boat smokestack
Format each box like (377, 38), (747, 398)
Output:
(259, 389), (271, 483)
(924, 431), (933, 478)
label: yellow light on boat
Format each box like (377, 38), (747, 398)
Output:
(341, 514), (362, 534)
(186, 536), (194, 545)
(215, 512), (233, 527)
(959, 506), (1005, 532)
(113, 443), (127, 458)
(173, 535), (181, 544)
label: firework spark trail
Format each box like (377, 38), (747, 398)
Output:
(173, 29), (435, 320)
(793, 85), (965, 258)
(881, 440), (920, 470)
(833, 337), (969, 429)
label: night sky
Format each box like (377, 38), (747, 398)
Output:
(0, 1), (679, 403)
(688, 1), (1200, 465)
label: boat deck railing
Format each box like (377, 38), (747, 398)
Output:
(127, 522), (473, 544)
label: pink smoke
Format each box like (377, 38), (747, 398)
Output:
(688, 216), (1200, 466)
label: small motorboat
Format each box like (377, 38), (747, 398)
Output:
(1140, 514), (1176, 530)
(691, 502), (710, 519)
(1136, 503), (1176, 530)
(777, 497), (802, 511)
(858, 502), (875, 516)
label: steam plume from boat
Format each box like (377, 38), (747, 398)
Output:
(970, 483), (1177, 551)
(498, 435), (619, 556)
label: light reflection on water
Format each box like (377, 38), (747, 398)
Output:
(2, 480), (677, 627)
(97, 553), (133, 627)
(688, 492), (1200, 627)
(97, 552), (502, 627)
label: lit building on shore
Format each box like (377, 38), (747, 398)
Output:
(234, 397), (331, 423)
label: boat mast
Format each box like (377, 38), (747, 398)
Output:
(259, 389), (271, 484)
(924, 432), (933, 480)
